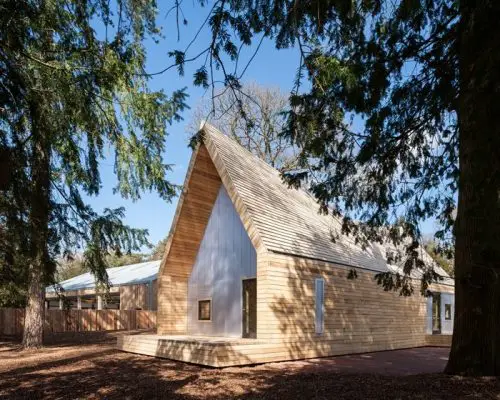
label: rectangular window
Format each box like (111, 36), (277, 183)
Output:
(432, 292), (442, 334)
(445, 304), (452, 320)
(315, 278), (324, 334)
(198, 300), (211, 321)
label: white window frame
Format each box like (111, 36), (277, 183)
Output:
(315, 278), (325, 335)
(444, 303), (452, 320)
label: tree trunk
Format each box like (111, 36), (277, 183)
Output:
(23, 263), (45, 348)
(445, 0), (500, 376)
(22, 101), (51, 349)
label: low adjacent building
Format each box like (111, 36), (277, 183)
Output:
(46, 260), (160, 311)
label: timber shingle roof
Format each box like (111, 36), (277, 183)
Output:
(201, 123), (452, 284)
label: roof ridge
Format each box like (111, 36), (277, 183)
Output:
(201, 122), (267, 253)
(202, 123), (283, 177)
(202, 123), (326, 208)
(48, 259), (161, 291)
(106, 259), (160, 271)
(200, 123), (452, 283)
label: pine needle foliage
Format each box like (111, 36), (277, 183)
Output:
(0, 0), (187, 345)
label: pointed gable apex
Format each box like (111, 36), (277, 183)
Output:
(159, 144), (221, 278)
(199, 123), (452, 282)
(159, 131), (265, 279)
(200, 123), (393, 272)
(161, 122), (451, 282)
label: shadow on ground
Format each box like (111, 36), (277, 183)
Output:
(0, 332), (498, 399)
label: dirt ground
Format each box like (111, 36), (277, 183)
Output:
(1, 331), (499, 400)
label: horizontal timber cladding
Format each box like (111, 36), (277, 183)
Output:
(123, 244), (455, 366)
(157, 275), (188, 334)
(425, 334), (452, 347)
(256, 252), (454, 353)
(117, 332), (437, 367)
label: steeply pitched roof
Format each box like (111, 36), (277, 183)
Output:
(201, 123), (452, 284)
(46, 260), (160, 292)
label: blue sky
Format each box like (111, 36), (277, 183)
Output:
(86, 3), (301, 250)
(86, 2), (437, 251)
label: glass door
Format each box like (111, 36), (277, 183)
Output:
(242, 279), (257, 338)
(432, 293), (442, 334)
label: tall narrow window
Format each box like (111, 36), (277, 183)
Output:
(432, 293), (441, 334)
(315, 278), (324, 334)
(445, 304), (452, 320)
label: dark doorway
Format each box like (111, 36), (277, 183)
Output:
(432, 293), (442, 334)
(242, 278), (257, 338)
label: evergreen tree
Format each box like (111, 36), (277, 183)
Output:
(0, 0), (186, 347)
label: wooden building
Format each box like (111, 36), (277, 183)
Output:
(118, 124), (454, 367)
(46, 260), (160, 311)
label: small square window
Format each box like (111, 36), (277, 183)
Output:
(445, 304), (452, 320)
(198, 300), (211, 321)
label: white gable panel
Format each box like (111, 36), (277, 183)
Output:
(187, 186), (257, 337)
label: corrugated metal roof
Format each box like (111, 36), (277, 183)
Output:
(203, 123), (453, 285)
(46, 260), (161, 292)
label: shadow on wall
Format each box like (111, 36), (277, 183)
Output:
(120, 284), (150, 310)
(221, 148), (429, 360)
(268, 227), (428, 362)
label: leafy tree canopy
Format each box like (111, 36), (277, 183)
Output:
(0, 0), (187, 288)
(150, 236), (168, 262)
(423, 240), (454, 278)
(169, 0), (497, 376)
(171, 0), (458, 295)
(190, 82), (298, 170)
(0, 0), (187, 346)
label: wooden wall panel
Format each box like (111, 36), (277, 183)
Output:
(157, 145), (222, 334)
(426, 334), (452, 347)
(157, 275), (189, 335)
(0, 308), (156, 336)
(119, 284), (150, 310)
(161, 146), (222, 277)
(46, 284), (153, 311)
(151, 280), (158, 311)
(120, 286), (134, 310)
(257, 252), (455, 356)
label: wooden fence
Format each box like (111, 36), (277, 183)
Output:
(0, 308), (156, 336)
